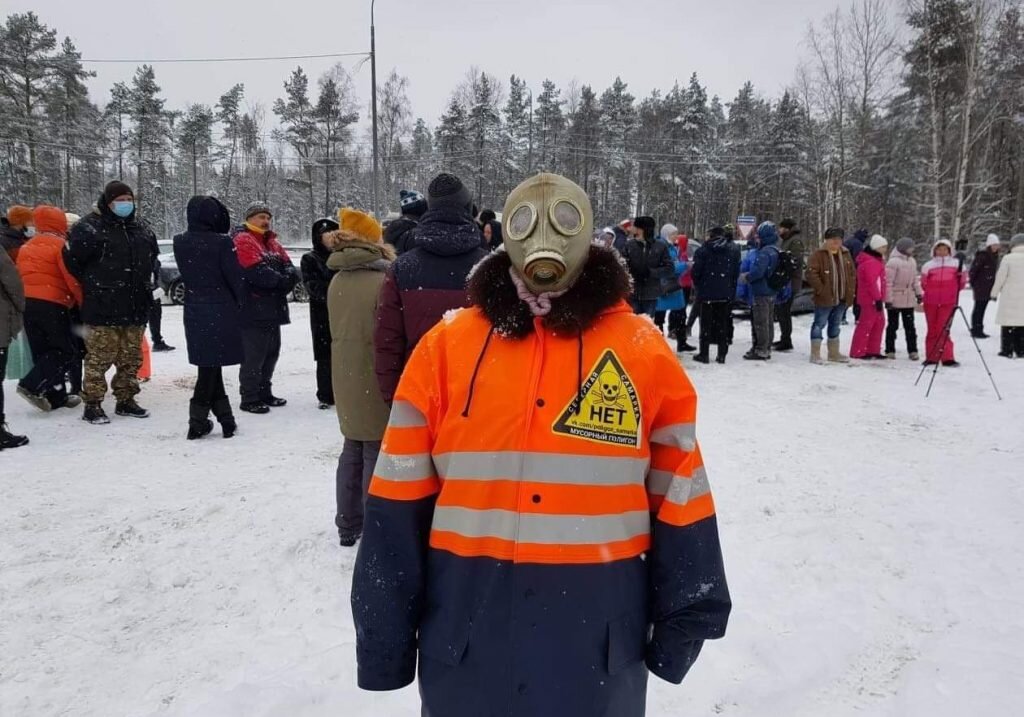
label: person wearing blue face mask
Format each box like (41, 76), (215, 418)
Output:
(64, 180), (160, 424)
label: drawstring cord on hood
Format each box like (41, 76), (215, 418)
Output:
(462, 327), (495, 418)
(462, 325), (586, 419)
(574, 328), (583, 416)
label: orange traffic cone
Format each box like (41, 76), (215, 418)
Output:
(139, 334), (152, 381)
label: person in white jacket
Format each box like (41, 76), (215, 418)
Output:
(885, 237), (922, 360)
(991, 233), (1024, 358)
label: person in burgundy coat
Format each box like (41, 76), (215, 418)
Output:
(374, 173), (487, 404)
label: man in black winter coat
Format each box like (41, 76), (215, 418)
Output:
(301, 217), (339, 408)
(969, 234), (1003, 338)
(65, 180), (159, 424)
(383, 189), (428, 255)
(624, 216), (673, 317)
(690, 226), (742, 364)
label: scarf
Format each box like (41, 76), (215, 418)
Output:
(508, 267), (568, 317)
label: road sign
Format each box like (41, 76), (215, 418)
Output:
(737, 215), (757, 241)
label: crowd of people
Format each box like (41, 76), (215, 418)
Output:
(5, 167), (1024, 714)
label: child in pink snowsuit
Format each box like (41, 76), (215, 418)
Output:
(920, 239), (968, 366)
(850, 235), (889, 359)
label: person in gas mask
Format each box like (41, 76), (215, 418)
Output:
(65, 180), (159, 424)
(352, 173), (731, 717)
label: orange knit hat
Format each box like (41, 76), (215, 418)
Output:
(33, 205), (69, 236)
(338, 207), (382, 244)
(7, 205), (33, 228)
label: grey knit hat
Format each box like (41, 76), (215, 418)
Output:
(1011, 234), (1024, 249)
(896, 237), (915, 256)
(245, 202), (273, 221)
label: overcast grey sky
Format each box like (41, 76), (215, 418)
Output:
(16, 0), (836, 127)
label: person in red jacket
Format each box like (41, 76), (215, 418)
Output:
(920, 239), (968, 366)
(352, 174), (730, 717)
(849, 235), (889, 359)
(232, 202), (300, 414)
(15, 206), (83, 411)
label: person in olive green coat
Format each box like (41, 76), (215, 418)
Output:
(325, 208), (395, 547)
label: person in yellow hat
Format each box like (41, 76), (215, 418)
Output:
(324, 207), (394, 547)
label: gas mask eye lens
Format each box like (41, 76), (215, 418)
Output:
(550, 200), (583, 236)
(507, 203), (537, 241)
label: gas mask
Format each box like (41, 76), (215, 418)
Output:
(503, 173), (594, 294)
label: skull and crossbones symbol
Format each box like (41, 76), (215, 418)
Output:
(592, 370), (626, 406)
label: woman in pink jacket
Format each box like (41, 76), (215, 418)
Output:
(850, 235), (889, 359)
(920, 239), (968, 366)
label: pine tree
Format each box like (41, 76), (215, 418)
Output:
(178, 104), (214, 195)
(598, 78), (637, 222)
(216, 83), (245, 208)
(535, 80), (565, 172)
(0, 12), (58, 201)
(436, 95), (471, 178)
(466, 73), (501, 206)
(128, 65), (169, 214)
(47, 37), (98, 209)
(273, 67), (318, 219)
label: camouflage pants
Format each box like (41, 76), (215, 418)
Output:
(82, 325), (145, 405)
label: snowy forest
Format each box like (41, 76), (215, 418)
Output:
(1, 0), (1023, 246)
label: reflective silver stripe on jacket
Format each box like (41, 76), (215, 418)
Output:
(432, 506), (651, 545)
(646, 467), (710, 505)
(374, 452), (436, 482)
(649, 422), (697, 452)
(388, 400), (428, 428)
(433, 451), (650, 486)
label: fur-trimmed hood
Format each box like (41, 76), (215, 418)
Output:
(324, 230), (395, 273)
(467, 246), (633, 339)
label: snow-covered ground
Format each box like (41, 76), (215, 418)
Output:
(1, 298), (1022, 717)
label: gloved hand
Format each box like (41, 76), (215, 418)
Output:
(875, 300), (884, 312)
(916, 295), (923, 305)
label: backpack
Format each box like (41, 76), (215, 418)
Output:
(768, 250), (799, 291)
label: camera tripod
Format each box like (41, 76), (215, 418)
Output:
(914, 263), (1002, 400)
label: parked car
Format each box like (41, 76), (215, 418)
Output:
(158, 244), (308, 305)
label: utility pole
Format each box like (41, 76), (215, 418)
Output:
(370, 0), (380, 218)
(527, 87), (534, 175)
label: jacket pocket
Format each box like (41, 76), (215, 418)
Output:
(418, 613), (472, 667)
(607, 612), (649, 675)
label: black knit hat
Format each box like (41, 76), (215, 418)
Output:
(102, 180), (134, 206)
(427, 173), (472, 212)
(399, 189), (428, 218)
(633, 216), (657, 239)
(779, 218), (801, 236)
(824, 227), (845, 240)
(245, 202), (273, 221)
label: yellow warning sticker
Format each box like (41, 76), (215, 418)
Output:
(552, 350), (642, 448)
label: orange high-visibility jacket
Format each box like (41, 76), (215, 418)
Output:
(352, 247), (730, 717)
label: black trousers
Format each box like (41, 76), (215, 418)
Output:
(239, 325), (282, 404)
(775, 296), (795, 343)
(194, 366), (228, 406)
(0, 345), (8, 422)
(316, 358), (333, 404)
(885, 308), (919, 355)
(971, 293), (990, 334)
(700, 301), (733, 354)
(19, 299), (74, 408)
(149, 299), (164, 343)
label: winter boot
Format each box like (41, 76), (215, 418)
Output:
(261, 395), (288, 408)
(773, 340), (794, 352)
(1014, 327), (1024, 358)
(82, 403), (111, 425)
(152, 340), (176, 352)
(884, 352), (897, 360)
(16, 386), (52, 412)
(716, 343), (728, 364)
(115, 399), (150, 419)
(187, 401), (214, 441)
(827, 339), (850, 364)
(212, 398), (237, 439)
(909, 352), (920, 361)
(810, 340), (825, 365)
(999, 327), (1014, 358)
(63, 395), (83, 409)
(0, 420), (29, 450)
(240, 401), (271, 415)
(693, 339), (711, 364)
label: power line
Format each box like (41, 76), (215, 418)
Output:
(76, 51), (370, 65)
